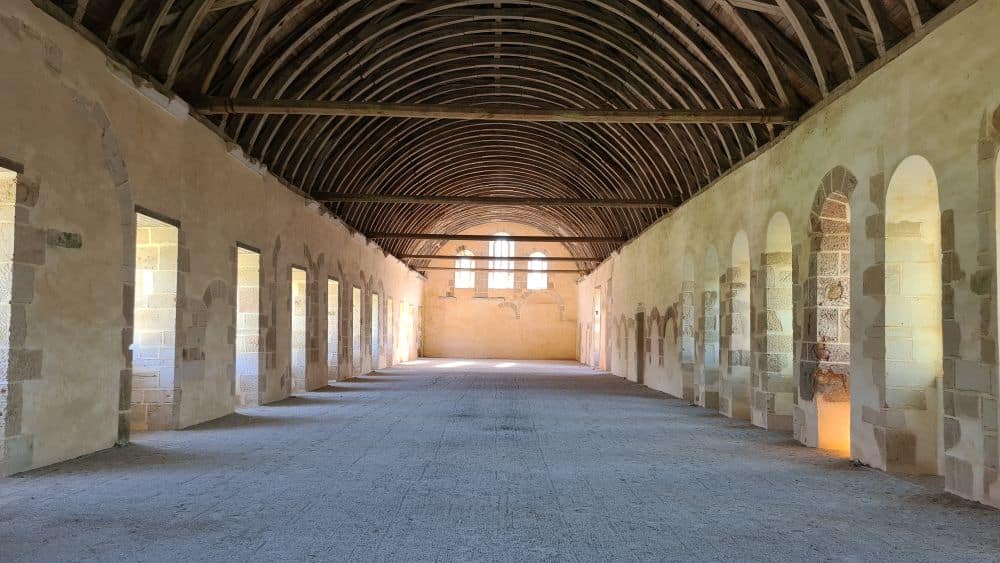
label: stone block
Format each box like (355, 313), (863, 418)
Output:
(0, 433), (32, 475)
(986, 435), (998, 469)
(818, 234), (849, 252)
(118, 369), (131, 409)
(116, 412), (130, 445)
(942, 321), (961, 358)
(862, 405), (884, 426)
(955, 360), (991, 393)
(817, 309), (840, 340)
(3, 262), (34, 305)
(129, 404), (147, 429)
(885, 220), (922, 237)
(862, 264), (884, 296)
(14, 224), (46, 265)
(945, 455), (974, 496)
(883, 428), (917, 465)
(943, 389), (955, 416)
(865, 214), (884, 239)
(885, 387), (927, 410)
(45, 229), (82, 249)
(953, 392), (981, 419)
(971, 268), (994, 296)
(0, 349), (41, 382)
(983, 398), (998, 432)
(0, 382), (22, 435)
(944, 416), (961, 449)
(817, 252), (840, 276)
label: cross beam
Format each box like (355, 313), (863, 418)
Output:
(195, 98), (796, 124)
(371, 233), (624, 243)
(402, 254), (603, 262)
(417, 266), (587, 274)
(317, 194), (674, 209)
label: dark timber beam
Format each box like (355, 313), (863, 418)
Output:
(417, 267), (587, 274)
(318, 194), (674, 209)
(370, 233), (625, 243)
(195, 98), (797, 124)
(402, 255), (603, 262)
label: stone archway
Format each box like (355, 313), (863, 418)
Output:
(798, 166), (857, 455)
(883, 156), (943, 474)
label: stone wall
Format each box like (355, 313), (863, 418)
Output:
(423, 223), (578, 360)
(0, 1), (424, 475)
(578, 0), (1000, 508)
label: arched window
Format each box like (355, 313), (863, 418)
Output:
(488, 233), (514, 289)
(526, 251), (548, 290)
(454, 249), (475, 289)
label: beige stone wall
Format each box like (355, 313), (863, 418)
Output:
(578, 1), (1000, 508)
(423, 223), (579, 360)
(0, 1), (423, 474)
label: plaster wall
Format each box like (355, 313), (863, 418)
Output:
(0, 1), (423, 474)
(423, 223), (579, 360)
(578, 0), (1000, 507)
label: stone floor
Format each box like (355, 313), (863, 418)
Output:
(1, 360), (998, 562)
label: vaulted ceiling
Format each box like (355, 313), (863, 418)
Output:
(48, 0), (957, 263)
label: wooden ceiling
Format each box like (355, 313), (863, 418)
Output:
(46, 0), (957, 262)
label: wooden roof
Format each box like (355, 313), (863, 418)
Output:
(47, 0), (957, 262)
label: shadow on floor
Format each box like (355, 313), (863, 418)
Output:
(11, 444), (220, 478)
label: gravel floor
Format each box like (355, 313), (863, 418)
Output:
(1, 359), (998, 562)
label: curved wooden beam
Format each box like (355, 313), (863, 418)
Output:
(817, 0), (866, 75)
(197, 98), (795, 124)
(316, 194), (676, 209)
(370, 233), (627, 243)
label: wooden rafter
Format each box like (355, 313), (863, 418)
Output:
(196, 98), (796, 124)
(402, 255), (603, 262)
(817, 0), (866, 75)
(776, 0), (833, 95)
(370, 234), (627, 243)
(416, 266), (589, 274)
(39, 0), (958, 260)
(317, 194), (676, 208)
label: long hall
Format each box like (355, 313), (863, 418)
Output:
(4, 1), (1000, 559)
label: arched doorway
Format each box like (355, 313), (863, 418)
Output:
(884, 155), (943, 473)
(592, 291), (602, 367)
(801, 166), (855, 455)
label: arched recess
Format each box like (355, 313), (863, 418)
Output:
(884, 155), (943, 474)
(799, 166), (855, 455)
(626, 315), (637, 382)
(0, 165), (41, 473)
(753, 213), (795, 431)
(614, 314), (625, 377)
(592, 288), (602, 368)
(680, 254), (697, 401)
(647, 308), (662, 368)
(454, 248), (475, 289)
(698, 246), (721, 409)
(721, 232), (751, 419)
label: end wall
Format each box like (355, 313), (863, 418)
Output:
(423, 223), (579, 359)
